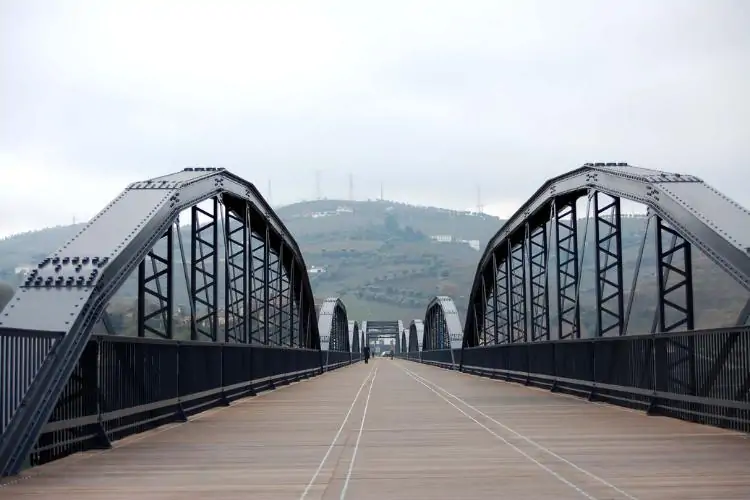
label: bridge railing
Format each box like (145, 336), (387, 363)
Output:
(1, 331), (356, 470)
(404, 327), (750, 432)
(324, 350), (362, 369)
(396, 349), (459, 366)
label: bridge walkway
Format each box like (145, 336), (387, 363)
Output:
(1, 360), (749, 499)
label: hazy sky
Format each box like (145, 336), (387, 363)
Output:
(1, 0), (749, 237)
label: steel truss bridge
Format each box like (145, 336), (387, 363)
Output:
(402, 163), (750, 429)
(1, 163), (750, 498)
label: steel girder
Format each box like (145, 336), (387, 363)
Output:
(423, 297), (463, 351)
(397, 320), (404, 353)
(349, 321), (361, 353)
(0, 167), (320, 477)
(318, 298), (350, 352)
(360, 321), (367, 352)
(554, 200), (581, 340)
(364, 321), (401, 352)
(464, 163), (750, 347)
(409, 320), (424, 352)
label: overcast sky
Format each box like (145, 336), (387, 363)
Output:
(1, 0), (749, 237)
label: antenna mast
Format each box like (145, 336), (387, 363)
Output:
(476, 184), (484, 214)
(380, 182), (384, 201)
(315, 170), (322, 200)
(267, 179), (272, 205)
(348, 173), (354, 201)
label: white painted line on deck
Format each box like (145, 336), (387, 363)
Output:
(425, 361), (747, 438)
(399, 365), (599, 500)
(300, 365), (376, 500)
(340, 366), (378, 500)
(403, 365), (639, 500)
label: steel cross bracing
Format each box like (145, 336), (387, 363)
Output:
(191, 200), (219, 341)
(528, 222), (551, 342)
(509, 241), (527, 342)
(137, 226), (174, 339)
(0, 167), (324, 477)
(480, 259), (497, 346)
(554, 200), (581, 340)
(593, 192), (625, 337)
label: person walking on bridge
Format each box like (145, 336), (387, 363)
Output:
(363, 345), (371, 364)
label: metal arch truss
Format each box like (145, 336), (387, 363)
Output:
(423, 297), (463, 351)
(360, 321), (367, 352)
(349, 321), (361, 353)
(408, 320), (424, 352)
(397, 320), (405, 353)
(0, 168), (320, 477)
(463, 163), (750, 348)
(318, 298), (351, 352)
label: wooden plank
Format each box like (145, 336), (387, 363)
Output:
(397, 362), (750, 500)
(1, 359), (749, 499)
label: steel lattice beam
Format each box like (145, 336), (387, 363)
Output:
(528, 223), (550, 341)
(250, 230), (267, 344)
(496, 251), (510, 344)
(593, 192), (625, 337)
(509, 242), (527, 342)
(554, 200), (580, 340)
(190, 199), (219, 341)
(224, 205), (247, 343)
(137, 226), (174, 339)
(479, 269), (493, 345)
(655, 217), (695, 332)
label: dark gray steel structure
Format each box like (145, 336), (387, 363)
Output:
(422, 296), (463, 350)
(402, 163), (750, 432)
(0, 168), (359, 478)
(407, 319), (424, 353)
(318, 297), (351, 353)
(349, 320), (361, 353)
(464, 162), (750, 343)
(365, 320), (402, 353)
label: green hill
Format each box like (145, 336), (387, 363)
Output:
(0, 199), (747, 335)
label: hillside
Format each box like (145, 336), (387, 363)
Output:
(0, 199), (747, 335)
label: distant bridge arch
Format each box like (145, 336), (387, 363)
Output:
(408, 319), (424, 352)
(423, 296), (463, 351)
(318, 297), (350, 352)
(349, 320), (361, 353)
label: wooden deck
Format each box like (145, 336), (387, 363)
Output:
(2, 359), (750, 499)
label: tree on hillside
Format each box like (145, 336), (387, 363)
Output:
(384, 213), (399, 233)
